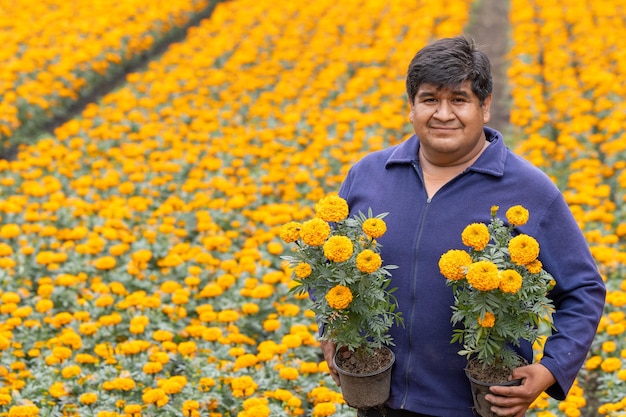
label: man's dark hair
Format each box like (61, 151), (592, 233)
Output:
(406, 36), (493, 105)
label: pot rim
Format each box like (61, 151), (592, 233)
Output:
(332, 346), (395, 378)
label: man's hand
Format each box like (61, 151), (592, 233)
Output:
(320, 340), (340, 386)
(485, 363), (556, 417)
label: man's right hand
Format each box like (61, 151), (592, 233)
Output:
(320, 340), (340, 386)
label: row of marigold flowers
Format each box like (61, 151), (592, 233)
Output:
(508, 0), (626, 416)
(0, 1), (476, 416)
(0, 0), (219, 146)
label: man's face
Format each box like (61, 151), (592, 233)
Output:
(409, 81), (492, 166)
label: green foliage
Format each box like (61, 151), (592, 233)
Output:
(444, 206), (555, 371)
(282, 203), (404, 356)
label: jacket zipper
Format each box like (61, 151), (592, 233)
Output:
(400, 162), (432, 409)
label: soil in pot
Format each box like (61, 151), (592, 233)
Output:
(334, 346), (394, 374)
(465, 359), (525, 417)
(333, 347), (395, 409)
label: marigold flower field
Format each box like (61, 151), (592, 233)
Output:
(0, 0), (624, 416)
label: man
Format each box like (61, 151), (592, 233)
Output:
(321, 36), (605, 417)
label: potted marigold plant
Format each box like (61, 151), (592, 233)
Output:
(438, 205), (556, 417)
(280, 194), (403, 409)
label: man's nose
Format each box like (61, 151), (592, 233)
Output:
(434, 100), (454, 120)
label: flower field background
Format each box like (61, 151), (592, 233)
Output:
(0, 0), (624, 416)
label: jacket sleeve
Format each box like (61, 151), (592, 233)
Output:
(534, 194), (606, 400)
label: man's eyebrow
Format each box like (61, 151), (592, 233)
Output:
(417, 88), (472, 98)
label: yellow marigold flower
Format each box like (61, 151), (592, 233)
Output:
(461, 223), (490, 251)
(132, 249), (153, 263)
(323, 235), (353, 262)
(325, 285), (353, 309)
(231, 375), (258, 397)
(0, 393), (11, 406)
(1, 292), (20, 304)
(506, 205), (529, 226)
(7, 405), (40, 416)
(314, 195), (349, 222)
(294, 262), (312, 278)
(124, 404), (142, 414)
(282, 334), (303, 349)
(199, 283), (223, 298)
(300, 361), (319, 374)
(362, 217), (387, 239)
(438, 249), (472, 280)
(94, 256), (117, 270)
(0, 224), (20, 239)
(466, 261), (500, 291)
(79, 393), (98, 405)
(178, 341), (197, 356)
(602, 341), (616, 353)
(585, 355), (602, 370)
(490, 206), (499, 217)
(161, 376), (187, 394)
(61, 365), (81, 378)
(600, 357), (622, 373)
(300, 218), (330, 246)
(279, 366), (299, 380)
(525, 259), (543, 274)
(199, 377), (216, 392)
(217, 309), (239, 323)
(49, 382), (68, 398)
(312, 402), (337, 417)
(279, 222), (301, 243)
(52, 346), (72, 361)
(202, 327), (223, 341)
(509, 234), (540, 265)
(234, 353), (259, 371)
(143, 361), (163, 374)
(0, 336), (10, 351)
(182, 400), (200, 415)
(477, 312), (496, 328)
(241, 303), (260, 314)
(263, 318), (281, 332)
(142, 387), (169, 407)
(356, 249), (382, 273)
(499, 269), (523, 294)
(607, 323), (625, 336)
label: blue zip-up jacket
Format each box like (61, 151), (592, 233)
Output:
(338, 127), (605, 417)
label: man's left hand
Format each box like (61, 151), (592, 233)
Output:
(484, 363), (556, 417)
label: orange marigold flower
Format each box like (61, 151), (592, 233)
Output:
(49, 382), (68, 398)
(325, 285), (353, 309)
(323, 235), (353, 262)
(0, 224), (20, 239)
(94, 256), (117, 270)
(509, 234), (539, 265)
(438, 249), (472, 280)
(506, 205), (529, 226)
(356, 249), (382, 273)
(362, 218), (387, 239)
(294, 262), (312, 278)
(498, 269), (523, 294)
(279, 222), (301, 243)
(462, 223), (490, 251)
(477, 312), (495, 328)
(314, 195), (349, 222)
(312, 402), (337, 417)
(300, 218), (330, 246)
(525, 259), (543, 274)
(279, 366), (299, 380)
(79, 393), (98, 405)
(466, 261), (500, 291)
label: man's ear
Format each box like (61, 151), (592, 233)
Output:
(482, 95), (492, 124)
(409, 105), (415, 123)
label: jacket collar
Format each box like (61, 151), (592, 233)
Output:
(385, 126), (506, 177)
